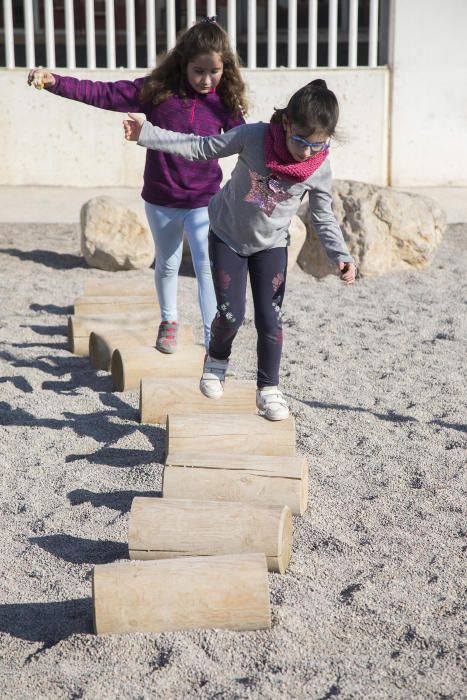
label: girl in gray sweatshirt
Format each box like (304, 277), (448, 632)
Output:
(124, 79), (356, 421)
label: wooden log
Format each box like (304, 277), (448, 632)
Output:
(83, 278), (154, 297)
(112, 345), (205, 392)
(128, 497), (292, 573)
(68, 312), (159, 355)
(74, 295), (158, 316)
(139, 378), (257, 424)
(166, 414), (296, 457)
(92, 553), (271, 634)
(163, 451), (308, 515)
(90, 326), (195, 371)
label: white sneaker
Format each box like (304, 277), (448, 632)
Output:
(200, 355), (229, 399)
(256, 386), (290, 421)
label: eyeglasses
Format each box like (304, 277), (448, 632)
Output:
(290, 135), (330, 153)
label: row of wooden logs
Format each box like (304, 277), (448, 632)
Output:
(69, 278), (308, 634)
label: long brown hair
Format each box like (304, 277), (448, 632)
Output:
(139, 20), (248, 119)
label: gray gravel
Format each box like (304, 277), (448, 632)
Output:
(0, 222), (465, 699)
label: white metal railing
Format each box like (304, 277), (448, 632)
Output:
(2, 0), (386, 70)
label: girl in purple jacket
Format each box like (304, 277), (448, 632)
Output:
(28, 19), (247, 353)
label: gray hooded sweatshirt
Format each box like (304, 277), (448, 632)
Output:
(138, 120), (354, 263)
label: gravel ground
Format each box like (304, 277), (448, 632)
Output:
(0, 222), (465, 699)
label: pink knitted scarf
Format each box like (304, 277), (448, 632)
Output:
(264, 122), (328, 183)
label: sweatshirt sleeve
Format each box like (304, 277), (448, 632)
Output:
(137, 120), (246, 160)
(224, 110), (246, 132)
(307, 161), (354, 265)
(47, 74), (146, 113)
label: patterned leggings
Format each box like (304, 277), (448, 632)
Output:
(208, 231), (288, 388)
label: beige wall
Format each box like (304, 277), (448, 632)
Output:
(0, 67), (389, 187)
(389, 0), (467, 186)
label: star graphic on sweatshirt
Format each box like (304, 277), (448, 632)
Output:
(244, 170), (291, 216)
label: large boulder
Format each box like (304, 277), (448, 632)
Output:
(80, 196), (155, 271)
(287, 215), (307, 271)
(297, 180), (446, 277)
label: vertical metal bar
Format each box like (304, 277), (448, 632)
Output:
(348, 0), (358, 67)
(227, 0), (236, 51)
(288, 0), (297, 68)
(105, 0), (116, 69)
(369, 0), (379, 67)
(328, 0), (338, 68)
(166, 0), (176, 50)
(44, 0), (56, 68)
(85, 0), (96, 69)
(207, 0), (216, 18)
(64, 0), (76, 68)
(24, 0), (35, 68)
(146, 0), (156, 67)
(187, 0), (196, 28)
(3, 0), (14, 68)
(267, 0), (276, 68)
(247, 0), (256, 68)
(126, 0), (136, 68)
(308, 0), (317, 68)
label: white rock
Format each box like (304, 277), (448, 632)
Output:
(297, 180), (446, 278)
(80, 196), (155, 271)
(287, 215), (307, 272)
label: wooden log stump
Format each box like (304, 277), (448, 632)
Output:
(68, 312), (159, 356)
(74, 295), (158, 316)
(83, 278), (154, 297)
(128, 497), (292, 573)
(90, 326), (195, 371)
(140, 378), (257, 424)
(164, 451), (308, 515)
(92, 553), (271, 634)
(166, 414), (296, 457)
(112, 345), (205, 392)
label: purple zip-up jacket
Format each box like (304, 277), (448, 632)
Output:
(48, 74), (244, 208)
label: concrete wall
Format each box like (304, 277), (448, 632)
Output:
(389, 0), (467, 186)
(0, 67), (388, 188)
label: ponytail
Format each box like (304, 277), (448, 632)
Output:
(271, 78), (339, 136)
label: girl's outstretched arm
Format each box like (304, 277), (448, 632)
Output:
(27, 68), (145, 113)
(124, 113), (245, 161)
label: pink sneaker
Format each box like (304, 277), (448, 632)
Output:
(156, 320), (178, 354)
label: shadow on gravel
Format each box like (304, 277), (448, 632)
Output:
(0, 397), (164, 459)
(0, 247), (86, 270)
(30, 302), (74, 315)
(295, 397), (418, 424)
(430, 419), (467, 434)
(30, 534), (128, 565)
(0, 375), (33, 392)
(12, 341), (69, 351)
(68, 488), (162, 512)
(65, 443), (165, 467)
(0, 598), (92, 644)
(28, 323), (68, 336)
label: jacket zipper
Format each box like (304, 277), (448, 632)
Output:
(189, 95), (198, 124)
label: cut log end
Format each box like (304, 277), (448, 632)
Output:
(111, 349), (125, 392)
(67, 316), (75, 353)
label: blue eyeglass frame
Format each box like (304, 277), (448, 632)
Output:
(290, 134), (330, 152)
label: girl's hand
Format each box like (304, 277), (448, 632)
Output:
(123, 112), (146, 141)
(339, 261), (357, 284)
(27, 67), (55, 90)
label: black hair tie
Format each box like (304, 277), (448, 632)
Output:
(203, 16), (217, 23)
